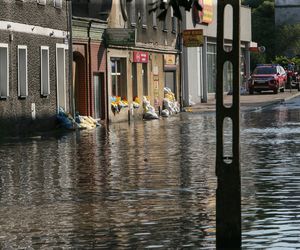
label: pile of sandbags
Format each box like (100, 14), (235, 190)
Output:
(162, 87), (180, 117)
(75, 114), (100, 129)
(143, 96), (159, 120)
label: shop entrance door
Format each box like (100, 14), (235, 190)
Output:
(165, 71), (176, 97)
(94, 73), (105, 120)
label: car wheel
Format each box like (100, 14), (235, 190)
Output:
(280, 87), (284, 92)
(249, 88), (254, 95)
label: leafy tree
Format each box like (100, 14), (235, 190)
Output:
(275, 24), (300, 58)
(251, 1), (275, 62)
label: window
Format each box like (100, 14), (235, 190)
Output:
(54, 0), (62, 8)
(56, 44), (66, 110)
(152, 0), (157, 29)
(41, 46), (50, 96)
(142, 63), (148, 96)
(171, 8), (177, 33)
(141, 0), (147, 29)
(111, 58), (127, 99)
(0, 44), (9, 99)
(129, 0), (136, 27)
(18, 45), (28, 98)
(37, 0), (46, 5)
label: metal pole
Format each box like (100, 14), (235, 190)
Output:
(216, 0), (241, 248)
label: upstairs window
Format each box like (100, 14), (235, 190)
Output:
(41, 46), (50, 96)
(54, 0), (62, 9)
(152, 0), (157, 29)
(18, 45), (28, 98)
(141, 0), (147, 29)
(0, 44), (9, 99)
(171, 8), (177, 33)
(129, 0), (136, 27)
(37, 0), (46, 5)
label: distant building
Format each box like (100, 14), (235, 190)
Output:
(0, 0), (70, 134)
(105, 0), (180, 123)
(275, 0), (300, 25)
(182, 1), (252, 105)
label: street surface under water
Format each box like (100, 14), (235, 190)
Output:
(1, 97), (300, 249)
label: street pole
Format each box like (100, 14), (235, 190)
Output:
(216, 0), (241, 248)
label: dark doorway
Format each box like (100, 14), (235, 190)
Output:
(94, 73), (105, 120)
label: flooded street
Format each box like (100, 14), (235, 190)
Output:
(1, 97), (300, 249)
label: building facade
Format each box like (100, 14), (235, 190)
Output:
(71, 0), (112, 122)
(106, 0), (180, 123)
(0, 0), (69, 134)
(275, 0), (300, 25)
(182, 1), (252, 105)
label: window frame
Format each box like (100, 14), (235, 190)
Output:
(17, 45), (28, 98)
(40, 46), (50, 97)
(0, 43), (9, 99)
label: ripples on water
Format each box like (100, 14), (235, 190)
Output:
(1, 99), (300, 249)
(0, 114), (217, 249)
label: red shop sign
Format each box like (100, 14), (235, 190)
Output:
(133, 51), (148, 63)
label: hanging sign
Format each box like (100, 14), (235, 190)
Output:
(182, 29), (204, 47)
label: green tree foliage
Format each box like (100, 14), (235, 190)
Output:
(275, 24), (300, 58)
(252, 1), (275, 62)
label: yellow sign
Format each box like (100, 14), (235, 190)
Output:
(164, 54), (176, 65)
(182, 29), (204, 47)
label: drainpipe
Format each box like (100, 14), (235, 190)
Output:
(67, 0), (74, 115)
(88, 20), (93, 117)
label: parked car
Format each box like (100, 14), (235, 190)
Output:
(248, 64), (287, 94)
(285, 63), (300, 91)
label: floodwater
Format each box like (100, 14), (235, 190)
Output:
(1, 97), (300, 249)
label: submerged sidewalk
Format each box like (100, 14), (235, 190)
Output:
(188, 89), (300, 112)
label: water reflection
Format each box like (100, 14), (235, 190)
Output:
(2, 97), (300, 248)
(0, 114), (217, 249)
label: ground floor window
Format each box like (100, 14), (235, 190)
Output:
(207, 43), (216, 93)
(165, 71), (176, 96)
(142, 63), (148, 96)
(111, 58), (127, 99)
(0, 44), (9, 98)
(18, 45), (28, 98)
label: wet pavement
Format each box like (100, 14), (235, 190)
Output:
(1, 94), (300, 248)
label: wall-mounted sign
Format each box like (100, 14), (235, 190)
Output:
(164, 54), (177, 71)
(105, 28), (136, 47)
(133, 51), (148, 63)
(182, 29), (204, 47)
(164, 54), (176, 65)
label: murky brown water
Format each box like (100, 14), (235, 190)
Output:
(1, 97), (300, 249)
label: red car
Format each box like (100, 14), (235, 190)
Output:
(248, 64), (287, 94)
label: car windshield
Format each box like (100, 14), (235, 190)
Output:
(253, 67), (277, 74)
